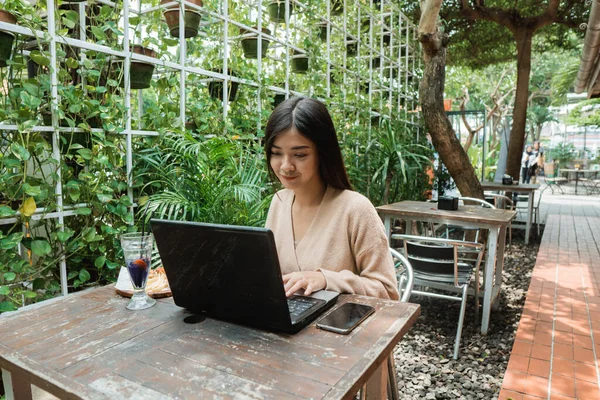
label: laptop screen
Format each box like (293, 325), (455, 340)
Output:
(151, 219), (293, 330)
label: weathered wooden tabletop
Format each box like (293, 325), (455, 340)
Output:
(0, 285), (420, 400)
(376, 200), (516, 227)
(480, 181), (540, 192)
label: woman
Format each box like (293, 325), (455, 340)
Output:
(264, 97), (399, 300)
(521, 145), (534, 183)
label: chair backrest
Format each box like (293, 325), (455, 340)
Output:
(484, 193), (514, 210)
(458, 197), (496, 209)
(395, 234), (484, 287)
(389, 248), (413, 303)
(404, 240), (455, 275)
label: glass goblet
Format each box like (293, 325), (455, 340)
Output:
(120, 232), (156, 310)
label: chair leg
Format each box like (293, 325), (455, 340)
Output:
(387, 356), (399, 400)
(474, 266), (480, 324)
(453, 285), (469, 360)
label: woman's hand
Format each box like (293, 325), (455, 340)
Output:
(282, 271), (326, 297)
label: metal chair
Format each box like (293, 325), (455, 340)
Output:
(394, 234), (484, 360)
(515, 187), (546, 236)
(386, 248), (414, 400)
(484, 193), (514, 245)
(360, 249), (415, 400)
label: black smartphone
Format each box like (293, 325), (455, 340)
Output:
(316, 302), (375, 334)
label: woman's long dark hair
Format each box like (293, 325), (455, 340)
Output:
(264, 97), (352, 190)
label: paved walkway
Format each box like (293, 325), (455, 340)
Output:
(499, 190), (600, 399)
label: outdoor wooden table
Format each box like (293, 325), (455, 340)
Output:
(0, 285), (420, 400)
(376, 200), (516, 335)
(559, 168), (597, 195)
(480, 181), (540, 245)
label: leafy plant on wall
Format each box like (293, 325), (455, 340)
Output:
(135, 130), (271, 227)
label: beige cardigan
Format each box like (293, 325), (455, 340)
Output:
(265, 186), (399, 300)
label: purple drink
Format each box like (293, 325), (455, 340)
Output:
(127, 257), (150, 288)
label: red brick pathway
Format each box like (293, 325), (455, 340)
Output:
(499, 213), (600, 399)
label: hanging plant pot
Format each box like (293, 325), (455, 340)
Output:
(114, 46), (157, 89)
(273, 93), (286, 108)
(130, 45), (157, 89)
(161, 0), (203, 39)
(268, 1), (294, 23)
(370, 57), (381, 69)
(371, 115), (380, 127)
(291, 51), (309, 74)
(317, 21), (328, 42)
(382, 33), (391, 45)
(0, 10), (17, 68)
(240, 27), (271, 59)
(346, 36), (357, 57)
(331, 0), (343, 16)
(208, 68), (239, 102)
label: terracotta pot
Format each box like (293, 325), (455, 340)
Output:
(290, 51), (308, 74)
(267, 1), (294, 23)
(240, 27), (271, 59)
(161, 0), (203, 39)
(443, 99), (452, 111)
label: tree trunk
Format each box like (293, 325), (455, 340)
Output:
(383, 172), (392, 205)
(506, 29), (533, 181)
(419, 36), (483, 199)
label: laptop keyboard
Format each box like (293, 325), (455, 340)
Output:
(287, 296), (321, 318)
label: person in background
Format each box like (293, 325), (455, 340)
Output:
(263, 96), (399, 300)
(529, 141), (544, 183)
(521, 144), (534, 183)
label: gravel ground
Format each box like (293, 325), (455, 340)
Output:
(393, 229), (541, 400)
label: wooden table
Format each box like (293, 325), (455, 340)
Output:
(480, 181), (539, 245)
(377, 200), (515, 335)
(0, 286), (420, 400)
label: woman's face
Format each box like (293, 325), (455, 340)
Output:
(270, 127), (322, 191)
(527, 146), (533, 152)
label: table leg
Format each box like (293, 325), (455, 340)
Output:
(364, 359), (387, 400)
(2, 368), (32, 400)
(383, 215), (392, 242)
(525, 192), (533, 245)
(492, 226), (507, 311)
(481, 228), (499, 335)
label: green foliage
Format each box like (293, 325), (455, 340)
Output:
(566, 99), (600, 128)
(136, 132), (271, 227)
(343, 117), (432, 206)
(548, 142), (576, 166)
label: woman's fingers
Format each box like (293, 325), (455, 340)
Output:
(282, 272), (326, 297)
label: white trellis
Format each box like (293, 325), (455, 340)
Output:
(0, 0), (421, 297)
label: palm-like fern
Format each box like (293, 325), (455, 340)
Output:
(135, 131), (270, 227)
(367, 120), (432, 205)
